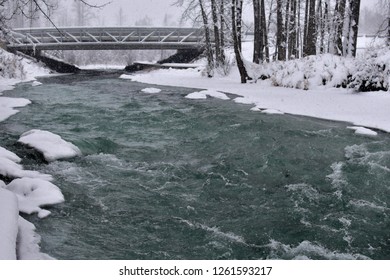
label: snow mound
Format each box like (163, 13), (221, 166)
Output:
(0, 157), (53, 181)
(185, 91), (207, 99)
(6, 178), (64, 218)
(262, 109), (285, 115)
(0, 188), (19, 260)
(141, 87), (161, 93)
(347, 126), (378, 136)
(250, 106), (284, 114)
(119, 74), (132, 80)
(186, 90), (229, 100)
(0, 179), (5, 188)
(31, 81), (42, 87)
(18, 129), (82, 162)
(0, 146), (21, 163)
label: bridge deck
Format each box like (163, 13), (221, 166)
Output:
(6, 27), (206, 51)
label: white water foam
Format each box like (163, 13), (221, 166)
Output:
(348, 199), (390, 212)
(177, 218), (247, 245)
(285, 183), (320, 201)
(326, 162), (347, 199)
(267, 239), (370, 260)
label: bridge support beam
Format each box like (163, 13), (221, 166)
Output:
(20, 50), (80, 73)
(125, 48), (204, 72)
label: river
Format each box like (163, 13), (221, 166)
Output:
(0, 71), (389, 259)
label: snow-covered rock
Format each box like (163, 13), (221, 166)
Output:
(0, 157), (53, 181)
(0, 188), (19, 260)
(119, 74), (132, 80)
(31, 81), (42, 87)
(186, 90), (230, 100)
(141, 87), (161, 93)
(262, 109), (285, 115)
(18, 129), (81, 162)
(347, 126), (378, 136)
(0, 146), (21, 163)
(185, 91), (207, 99)
(6, 178), (64, 219)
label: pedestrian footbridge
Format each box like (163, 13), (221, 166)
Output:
(5, 26), (206, 52)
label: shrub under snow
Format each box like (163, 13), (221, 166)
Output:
(245, 46), (390, 92)
(349, 47), (390, 92)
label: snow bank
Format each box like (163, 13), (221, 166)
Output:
(141, 87), (161, 93)
(186, 90), (229, 100)
(129, 51), (390, 133)
(6, 178), (64, 218)
(17, 216), (53, 260)
(18, 129), (82, 162)
(0, 96), (31, 122)
(0, 48), (50, 93)
(0, 188), (19, 260)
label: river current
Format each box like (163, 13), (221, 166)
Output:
(1, 72), (389, 259)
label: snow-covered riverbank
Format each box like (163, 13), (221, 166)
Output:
(125, 45), (390, 133)
(0, 49), (69, 260)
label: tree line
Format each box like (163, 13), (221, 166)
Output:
(176, 0), (390, 83)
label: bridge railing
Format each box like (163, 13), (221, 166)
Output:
(6, 27), (206, 51)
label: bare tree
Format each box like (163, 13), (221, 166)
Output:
(276, 0), (286, 60)
(303, 0), (316, 56)
(198, 0), (214, 77)
(1, 0), (108, 30)
(232, 0), (248, 83)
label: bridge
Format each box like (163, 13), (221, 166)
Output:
(5, 26), (206, 52)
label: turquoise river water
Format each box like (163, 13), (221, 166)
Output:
(0, 72), (389, 259)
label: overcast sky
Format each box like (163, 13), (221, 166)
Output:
(90, 0), (378, 27)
